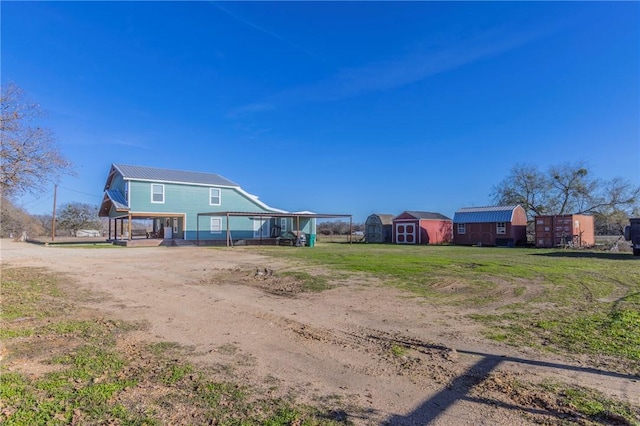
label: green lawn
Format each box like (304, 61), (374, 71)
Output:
(0, 267), (346, 426)
(258, 244), (640, 371)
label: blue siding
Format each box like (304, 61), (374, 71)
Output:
(128, 180), (278, 239)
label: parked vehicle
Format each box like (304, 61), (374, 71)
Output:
(276, 230), (307, 247)
(623, 218), (640, 256)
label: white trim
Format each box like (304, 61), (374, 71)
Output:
(236, 187), (287, 213)
(151, 184), (164, 204)
(395, 222), (417, 244)
(210, 217), (222, 234)
(209, 187), (221, 206)
(124, 177), (238, 189)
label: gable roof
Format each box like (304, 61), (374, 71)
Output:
(104, 189), (128, 210)
(102, 163), (286, 215)
(396, 211), (452, 221)
(98, 189), (130, 217)
(453, 205), (521, 223)
(108, 164), (239, 189)
(367, 214), (395, 225)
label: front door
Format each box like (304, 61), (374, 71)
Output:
(253, 219), (270, 238)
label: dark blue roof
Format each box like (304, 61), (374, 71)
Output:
(453, 206), (520, 223)
(104, 189), (128, 210)
(113, 164), (239, 187)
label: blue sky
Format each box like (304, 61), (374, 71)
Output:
(3, 1), (639, 222)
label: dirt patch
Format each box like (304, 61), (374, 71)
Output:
(198, 267), (321, 296)
(1, 240), (638, 425)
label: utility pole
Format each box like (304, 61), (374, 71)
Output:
(51, 184), (57, 241)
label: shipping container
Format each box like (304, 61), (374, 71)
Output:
(534, 214), (594, 248)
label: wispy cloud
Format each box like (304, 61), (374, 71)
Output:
(231, 25), (558, 116)
(209, 2), (321, 61)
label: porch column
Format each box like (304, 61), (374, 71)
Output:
(128, 213), (132, 241)
(349, 217), (353, 244)
(108, 219), (112, 241)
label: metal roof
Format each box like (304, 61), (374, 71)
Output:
(197, 211), (351, 219)
(113, 164), (239, 187)
(98, 189), (129, 217)
(367, 214), (395, 225)
(453, 205), (520, 223)
(105, 189), (128, 210)
(400, 211), (452, 221)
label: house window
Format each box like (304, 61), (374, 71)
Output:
(496, 222), (506, 234)
(280, 218), (288, 232)
(457, 223), (466, 234)
(124, 182), (129, 204)
(151, 184), (164, 203)
(210, 217), (222, 234)
(210, 188), (221, 206)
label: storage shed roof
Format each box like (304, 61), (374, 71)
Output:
(397, 211), (452, 221)
(367, 214), (395, 225)
(453, 206), (520, 223)
(110, 164), (239, 188)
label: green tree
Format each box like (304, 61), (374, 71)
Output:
(57, 203), (101, 236)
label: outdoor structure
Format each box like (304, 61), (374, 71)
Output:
(392, 211), (452, 245)
(364, 213), (394, 243)
(452, 205), (527, 247)
(534, 214), (595, 248)
(99, 164), (351, 246)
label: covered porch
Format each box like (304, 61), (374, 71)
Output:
(196, 211), (352, 247)
(104, 212), (187, 246)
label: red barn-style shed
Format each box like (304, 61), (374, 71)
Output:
(453, 205), (527, 247)
(392, 211), (452, 245)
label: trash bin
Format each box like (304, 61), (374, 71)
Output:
(307, 234), (316, 247)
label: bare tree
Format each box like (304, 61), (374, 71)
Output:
(0, 83), (73, 198)
(548, 162), (597, 214)
(491, 163), (551, 216)
(492, 162), (639, 222)
(0, 194), (43, 239)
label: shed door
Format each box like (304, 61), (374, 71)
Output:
(395, 223), (416, 244)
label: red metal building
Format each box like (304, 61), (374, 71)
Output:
(452, 205), (527, 246)
(535, 214), (595, 248)
(392, 211), (452, 245)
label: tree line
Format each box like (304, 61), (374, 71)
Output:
(0, 199), (104, 239)
(2, 83), (639, 239)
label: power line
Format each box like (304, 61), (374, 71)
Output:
(21, 193), (54, 209)
(58, 186), (102, 198)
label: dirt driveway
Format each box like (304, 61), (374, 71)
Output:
(1, 240), (638, 425)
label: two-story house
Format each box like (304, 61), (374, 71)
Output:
(99, 164), (316, 245)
